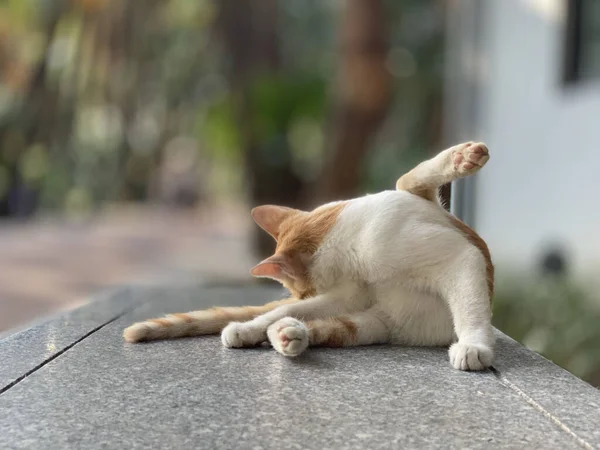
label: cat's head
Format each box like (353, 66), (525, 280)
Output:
(250, 202), (346, 299)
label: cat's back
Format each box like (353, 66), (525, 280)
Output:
(338, 189), (447, 235)
(318, 190), (467, 282)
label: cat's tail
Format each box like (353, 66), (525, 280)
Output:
(123, 309), (234, 343)
(123, 299), (297, 343)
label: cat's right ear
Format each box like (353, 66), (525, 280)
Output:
(251, 205), (298, 240)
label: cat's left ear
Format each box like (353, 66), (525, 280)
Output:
(250, 253), (306, 281)
(251, 205), (299, 240)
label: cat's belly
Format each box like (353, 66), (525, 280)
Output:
(374, 283), (455, 346)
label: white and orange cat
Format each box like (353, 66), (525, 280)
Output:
(124, 142), (494, 371)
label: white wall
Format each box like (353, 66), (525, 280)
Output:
(468, 0), (600, 277)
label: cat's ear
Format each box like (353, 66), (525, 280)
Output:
(250, 258), (284, 280)
(251, 205), (298, 240)
(250, 253), (305, 281)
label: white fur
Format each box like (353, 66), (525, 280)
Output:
(267, 318), (309, 356)
(220, 143), (494, 371)
(223, 190), (494, 371)
(315, 191), (494, 369)
(125, 142), (493, 370)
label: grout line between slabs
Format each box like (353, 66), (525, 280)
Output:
(0, 307), (135, 396)
(490, 366), (594, 450)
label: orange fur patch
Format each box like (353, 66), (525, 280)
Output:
(277, 202), (347, 255)
(263, 298), (300, 309)
(208, 299), (299, 324)
(172, 313), (194, 323)
(447, 215), (494, 299)
(307, 317), (358, 347)
(337, 317), (358, 338)
(211, 308), (234, 323)
(126, 298), (302, 342)
(275, 202), (347, 298)
(150, 318), (172, 327)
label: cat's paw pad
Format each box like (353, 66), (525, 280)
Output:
(452, 142), (489, 174)
(221, 322), (265, 348)
(267, 317), (309, 357)
(449, 342), (493, 371)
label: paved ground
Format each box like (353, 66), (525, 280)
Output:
(0, 204), (255, 334)
(1, 283), (599, 449)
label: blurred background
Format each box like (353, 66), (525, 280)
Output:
(0, 0), (599, 386)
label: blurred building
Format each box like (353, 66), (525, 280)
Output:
(446, 0), (600, 280)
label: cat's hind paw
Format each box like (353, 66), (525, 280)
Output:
(449, 342), (493, 371)
(452, 142), (489, 175)
(267, 317), (309, 357)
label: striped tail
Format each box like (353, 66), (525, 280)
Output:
(123, 298), (298, 343)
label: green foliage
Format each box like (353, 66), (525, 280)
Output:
(201, 72), (326, 173)
(363, 1), (445, 193)
(493, 275), (600, 385)
(0, 0), (443, 215)
(248, 73), (326, 140)
(200, 98), (240, 162)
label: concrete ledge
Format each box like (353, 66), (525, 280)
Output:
(1, 283), (599, 449)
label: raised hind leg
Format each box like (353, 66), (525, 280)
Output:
(396, 142), (489, 203)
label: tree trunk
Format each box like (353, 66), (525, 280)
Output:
(0, 6), (64, 217)
(216, 0), (393, 256)
(314, 0), (392, 204)
(216, 0), (304, 257)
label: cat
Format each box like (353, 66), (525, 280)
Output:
(123, 142), (494, 371)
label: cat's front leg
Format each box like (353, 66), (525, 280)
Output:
(220, 296), (327, 349)
(220, 320), (269, 348)
(266, 317), (309, 356)
(221, 283), (365, 349)
(266, 309), (390, 357)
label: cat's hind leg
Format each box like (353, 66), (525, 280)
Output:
(396, 142), (489, 202)
(266, 310), (390, 357)
(440, 245), (495, 371)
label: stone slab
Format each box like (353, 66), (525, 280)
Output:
(0, 287), (138, 393)
(0, 284), (598, 449)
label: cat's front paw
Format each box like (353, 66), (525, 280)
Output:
(221, 322), (266, 348)
(267, 317), (309, 357)
(449, 342), (493, 371)
(452, 142), (489, 175)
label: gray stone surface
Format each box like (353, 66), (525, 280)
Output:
(0, 287), (139, 392)
(0, 283), (599, 449)
(493, 331), (600, 446)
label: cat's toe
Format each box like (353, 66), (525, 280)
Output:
(449, 342), (493, 371)
(221, 322), (265, 348)
(267, 317), (309, 357)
